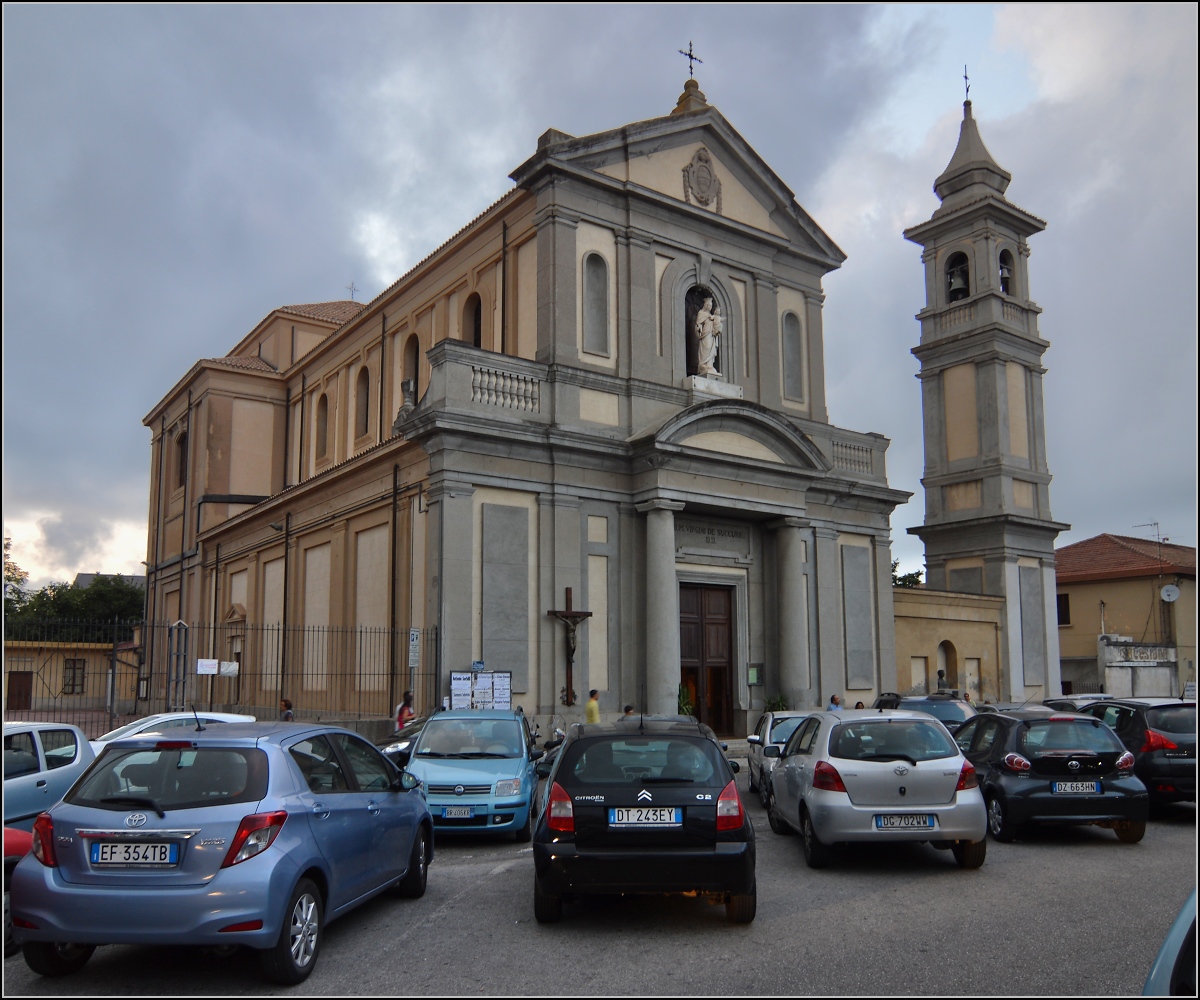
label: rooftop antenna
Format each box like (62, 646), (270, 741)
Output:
(190, 704), (205, 732)
(1134, 521), (1170, 643)
(345, 281), (359, 301)
(963, 64), (970, 102)
(678, 41), (703, 79)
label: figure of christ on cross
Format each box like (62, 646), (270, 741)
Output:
(547, 587), (592, 707)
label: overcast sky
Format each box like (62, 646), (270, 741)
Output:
(3, 4), (1196, 589)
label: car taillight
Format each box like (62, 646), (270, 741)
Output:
(547, 781), (574, 833)
(155, 741), (195, 750)
(1116, 751), (1136, 771)
(1003, 753), (1032, 773)
(813, 761), (848, 793)
(221, 811), (287, 868)
(716, 779), (744, 831)
(956, 760), (978, 790)
(31, 813), (57, 868)
(1142, 729), (1178, 752)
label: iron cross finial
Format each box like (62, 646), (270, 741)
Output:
(679, 41), (703, 79)
(964, 64), (970, 102)
(346, 281), (359, 301)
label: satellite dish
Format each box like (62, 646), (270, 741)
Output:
(1161, 584), (1180, 604)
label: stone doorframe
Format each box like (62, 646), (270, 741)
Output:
(676, 563), (750, 722)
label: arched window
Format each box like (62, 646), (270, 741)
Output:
(998, 249), (1016, 296)
(946, 252), (970, 303)
(355, 366), (370, 438)
(315, 393), (329, 460)
(582, 252), (609, 355)
(464, 293), (482, 349)
(782, 311), (804, 402)
(175, 432), (188, 489)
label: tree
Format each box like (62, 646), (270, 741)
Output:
(5, 573), (146, 627)
(891, 559), (923, 589)
(3, 536), (30, 618)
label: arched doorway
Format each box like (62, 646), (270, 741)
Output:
(936, 640), (958, 691)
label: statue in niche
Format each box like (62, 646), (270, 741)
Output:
(685, 285), (722, 379)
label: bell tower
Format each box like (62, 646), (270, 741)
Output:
(904, 100), (1069, 700)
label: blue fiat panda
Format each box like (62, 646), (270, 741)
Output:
(403, 710), (543, 840)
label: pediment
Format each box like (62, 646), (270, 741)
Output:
(641, 400), (831, 472)
(224, 603), (247, 624)
(514, 110), (844, 268)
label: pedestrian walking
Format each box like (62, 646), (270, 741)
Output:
(828, 694), (843, 712)
(278, 698), (294, 722)
(395, 690), (415, 732)
(586, 689), (601, 724)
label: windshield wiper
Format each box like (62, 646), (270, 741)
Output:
(455, 751), (512, 758)
(643, 776), (696, 783)
(860, 753), (919, 766)
(101, 795), (165, 818)
(415, 750), (448, 757)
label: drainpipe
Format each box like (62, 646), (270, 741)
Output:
(378, 312), (387, 444)
(280, 512), (291, 704)
(389, 464), (399, 714)
(501, 221), (508, 354)
(298, 374), (306, 484)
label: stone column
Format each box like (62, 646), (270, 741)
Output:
(771, 517), (809, 710)
(637, 499), (684, 715)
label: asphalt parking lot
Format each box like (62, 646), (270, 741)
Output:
(5, 761), (1195, 996)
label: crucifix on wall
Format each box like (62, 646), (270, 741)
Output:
(547, 587), (591, 707)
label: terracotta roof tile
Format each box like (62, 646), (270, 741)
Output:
(203, 355), (278, 373)
(277, 301), (367, 325)
(1056, 533), (1196, 583)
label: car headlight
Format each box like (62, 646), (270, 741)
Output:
(495, 778), (521, 797)
(381, 740), (411, 755)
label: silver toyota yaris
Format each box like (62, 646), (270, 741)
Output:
(765, 709), (988, 869)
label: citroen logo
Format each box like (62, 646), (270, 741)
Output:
(125, 813), (148, 828)
(894, 765), (910, 776)
(637, 789), (653, 802)
(454, 784), (465, 796)
(1067, 760), (1081, 771)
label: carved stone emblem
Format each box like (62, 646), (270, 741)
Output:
(682, 148), (722, 215)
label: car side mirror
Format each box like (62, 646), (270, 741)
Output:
(535, 760), (554, 779)
(727, 760), (740, 773)
(763, 745), (781, 759)
(530, 749), (544, 762)
(397, 771), (422, 792)
(746, 735), (762, 746)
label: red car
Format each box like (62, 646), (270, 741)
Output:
(5, 827), (34, 956)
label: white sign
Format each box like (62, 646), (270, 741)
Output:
(472, 674), (493, 710)
(219, 660), (239, 676)
(196, 658), (218, 675)
(491, 672), (511, 710)
(449, 670), (513, 710)
(408, 629), (421, 671)
(450, 671), (473, 710)
(1184, 681), (1196, 699)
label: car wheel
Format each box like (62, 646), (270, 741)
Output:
(800, 806), (832, 869)
(515, 805), (533, 843)
(22, 942), (96, 978)
(767, 790), (792, 835)
(986, 794), (1017, 842)
(759, 776), (771, 811)
(747, 764), (758, 794)
(396, 828), (430, 898)
(259, 877), (322, 985)
(952, 838), (987, 869)
(4, 860), (19, 959)
(726, 880), (757, 924)
(1114, 820), (1146, 844)
(533, 876), (562, 923)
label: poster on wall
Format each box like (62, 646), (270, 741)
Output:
(218, 661), (240, 676)
(449, 670), (513, 710)
(196, 659), (218, 675)
(450, 671), (473, 710)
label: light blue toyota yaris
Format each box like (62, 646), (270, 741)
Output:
(403, 710), (543, 840)
(10, 722), (432, 984)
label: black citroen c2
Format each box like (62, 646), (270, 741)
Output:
(531, 718), (755, 924)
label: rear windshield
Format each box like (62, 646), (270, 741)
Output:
(560, 737), (725, 785)
(1146, 706), (1196, 735)
(770, 717), (805, 745)
(901, 700), (975, 724)
(1018, 721), (1123, 756)
(68, 747), (268, 812)
(829, 720), (958, 762)
(414, 719), (524, 759)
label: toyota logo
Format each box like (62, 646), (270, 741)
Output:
(893, 765), (910, 776)
(1067, 760), (1081, 771)
(454, 784), (465, 796)
(125, 812), (148, 828)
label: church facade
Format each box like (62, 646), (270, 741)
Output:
(143, 80), (909, 732)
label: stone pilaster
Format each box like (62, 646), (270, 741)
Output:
(637, 499), (685, 715)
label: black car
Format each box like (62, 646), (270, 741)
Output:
(1081, 699), (1196, 804)
(531, 718), (755, 924)
(952, 711), (1148, 843)
(872, 692), (977, 733)
(376, 716), (431, 767)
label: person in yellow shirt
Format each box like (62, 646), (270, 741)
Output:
(585, 689), (601, 724)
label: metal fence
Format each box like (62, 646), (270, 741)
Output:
(3, 618), (440, 739)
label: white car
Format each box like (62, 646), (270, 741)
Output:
(89, 712), (256, 754)
(746, 711), (812, 809)
(765, 709), (988, 869)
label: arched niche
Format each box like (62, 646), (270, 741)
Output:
(658, 259), (740, 385)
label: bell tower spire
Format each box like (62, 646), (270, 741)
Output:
(903, 99), (1069, 702)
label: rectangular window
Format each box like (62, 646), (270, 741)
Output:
(1056, 593), (1071, 626)
(63, 658), (86, 695)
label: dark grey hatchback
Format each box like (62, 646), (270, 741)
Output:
(531, 718), (755, 924)
(953, 711), (1149, 843)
